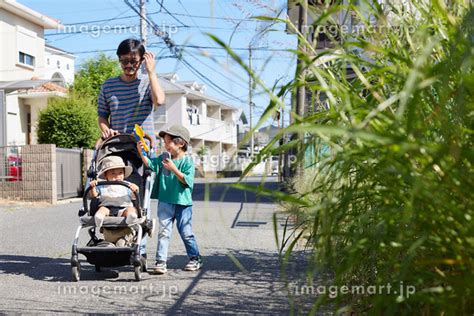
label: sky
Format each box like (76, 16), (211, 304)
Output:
(19, 0), (297, 127)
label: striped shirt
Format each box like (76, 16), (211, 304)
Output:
(98, 76), (156, 141)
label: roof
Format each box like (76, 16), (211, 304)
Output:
(0, 79), (50, 91)
(0, 79), (67, 97)
(158, 73), (238, 111)
(240, 112), (248, 125)
(0, 0), (61, 29)
(258, 124), (281, 139)
(23, 82), (67, 94)
(45, 44), (75, 58)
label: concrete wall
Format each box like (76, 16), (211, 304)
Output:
(0, 145), (93, 203)
(0, 144), (57, 203)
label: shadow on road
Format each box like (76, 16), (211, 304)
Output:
(0, 254), (123, 282)
(193, 180), (281, 204)
(164, 249), (308, 314)
(0, 250), (313, 313)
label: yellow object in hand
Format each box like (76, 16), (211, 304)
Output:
(134, 124), (149, 153)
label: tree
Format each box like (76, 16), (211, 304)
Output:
(37, 94), (100, 148)
(71, 53), (121, 102)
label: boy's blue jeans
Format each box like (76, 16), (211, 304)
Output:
(156, 201), (200, 262)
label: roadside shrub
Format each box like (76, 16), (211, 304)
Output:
(37, 94), (100, 148)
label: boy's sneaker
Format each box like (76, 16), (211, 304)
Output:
(184, 256), (203, 271)
(140, 254), (148, 273)
(151, 260), (167, 274)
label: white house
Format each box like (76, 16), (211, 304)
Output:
(155, 73), (241, 173)
(0, 0), (72, 147)
(44, 44), (75, 87)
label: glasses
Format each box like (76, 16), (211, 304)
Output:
(119, 58), (141, 66)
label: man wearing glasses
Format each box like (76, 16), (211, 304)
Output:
(97, 38), (165, 270)
(98, 38), (165, 141)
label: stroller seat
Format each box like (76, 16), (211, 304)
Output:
(79, 215), (145, 227)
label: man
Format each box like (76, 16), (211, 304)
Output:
(97, 38), (165, 270)
(98, 38), (165, 141)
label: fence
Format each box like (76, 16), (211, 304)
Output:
(0, 144), (57, 203)
(0, 145), (22, 182)
(0, 145), (93, 203)
(56, 148), (82, 199)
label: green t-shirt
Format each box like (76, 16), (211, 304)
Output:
(147, 154), (194, 206)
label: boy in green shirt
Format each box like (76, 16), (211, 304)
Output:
(138, 125), (202, 274)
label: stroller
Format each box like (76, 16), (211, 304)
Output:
(71, 134), (156, 281)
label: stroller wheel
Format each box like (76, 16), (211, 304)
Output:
(134, 265), (142, 281)
(140, 255), (148, 273)
(72, 265), (81, 282)
(95, 265), (101, 272)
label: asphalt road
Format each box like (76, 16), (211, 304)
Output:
(0, 176), (303, 314)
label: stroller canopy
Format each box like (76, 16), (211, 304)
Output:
(95, 134), (142, 172)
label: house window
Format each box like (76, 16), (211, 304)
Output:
(47, 58), (50, 65)
(187, 105), (200, 125)
(57, 60), (61, 69)
(51, 72), (66, 87)
(154, 105), (167, 123)
(66, 64), (70, 70)
(19, 52), (35, 66)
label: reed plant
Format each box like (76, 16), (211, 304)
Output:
(211, 0), (473, 313)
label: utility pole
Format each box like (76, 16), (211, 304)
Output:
(248, 46), (254, 157)
(277, 108), (282, 182)
(296, 0), (307, 120)
(294, 0), (308, 177)
(139, 0), (147, 45)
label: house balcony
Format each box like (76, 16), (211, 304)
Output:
(185, 116), (236, 145)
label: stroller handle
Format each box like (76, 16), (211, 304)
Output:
(97, 132), (156, 151)
(83, 180), (142, 216)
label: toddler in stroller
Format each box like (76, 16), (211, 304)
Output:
(71, 134), (156, 281)
(89, 155), (139, 229)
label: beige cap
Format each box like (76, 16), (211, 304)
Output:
(159, 125), (190, 144)
(98, 156), (132, 179)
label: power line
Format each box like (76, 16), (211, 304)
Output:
(50, 10), (246, 30)
(47, 8), (132, 43)
(123, 0), (249, 105)
(58, 11), (159, 26)
(180, 58), (247, 104)
(53, 41), (166, 55)
(159, 1), (188, 27)
(54, 40), (295, 58)
(47, 10), (257, 27)
(176, 0), (237, 67)
(75, 54), (175, 68)
(46, 22), (247, 36)
(180, 45), (289, 52)
(164, 9), (254, 22)
(123, 0), (182, 57)
(185, 53), (249, 90)
(45, 25), (142, 36)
